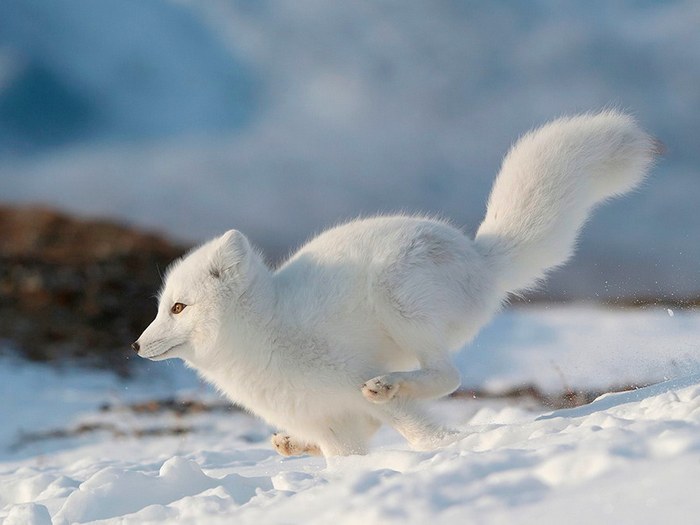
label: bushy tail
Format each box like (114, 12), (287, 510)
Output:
(474, 110), (656, 296)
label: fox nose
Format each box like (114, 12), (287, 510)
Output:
(131, 341), (140, 353)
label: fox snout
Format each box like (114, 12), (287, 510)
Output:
(131, 320), (194, 360)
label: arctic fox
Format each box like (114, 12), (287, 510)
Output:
(133, 111), (655, 457)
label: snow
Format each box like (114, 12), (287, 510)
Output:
(458, 305), (700, 392)
(1, 306), (699, 524)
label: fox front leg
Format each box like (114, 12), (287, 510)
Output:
(361, 360), (460, 404)
(361, 376), (401, 403)
(270, 433), (322, 457)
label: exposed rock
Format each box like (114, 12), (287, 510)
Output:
(0, 205), (187, 374)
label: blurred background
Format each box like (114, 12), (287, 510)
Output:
(0, 0), (699, 370)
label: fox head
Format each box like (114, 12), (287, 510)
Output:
(133, 229), (258, 363)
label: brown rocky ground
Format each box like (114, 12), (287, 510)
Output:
(0, 205), (187, 375)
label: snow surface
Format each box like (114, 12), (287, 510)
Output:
(1, 306), (699, 524)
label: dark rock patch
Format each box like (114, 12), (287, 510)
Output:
(0, 204), (188, 375)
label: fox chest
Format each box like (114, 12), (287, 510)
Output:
(201, 365), (348, 429)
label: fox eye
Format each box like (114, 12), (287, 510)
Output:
(171, 302), (187, 315)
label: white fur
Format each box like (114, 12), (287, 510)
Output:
(135, 111), (655, 457)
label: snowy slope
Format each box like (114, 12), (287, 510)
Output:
(1, 306), (699, 524)
(458, 305), (700, 392)
(2, 375), (699, 524)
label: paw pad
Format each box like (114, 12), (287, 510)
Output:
(361, 376), (400, 403)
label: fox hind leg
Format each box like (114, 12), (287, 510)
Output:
(372, 398), (461, 451)
(316, 415), (382, 456)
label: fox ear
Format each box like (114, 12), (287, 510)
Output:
(208, 229), (251, 280)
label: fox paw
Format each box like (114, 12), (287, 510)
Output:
(362, 376), (400, 403)
(271, 433), (321, 457)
